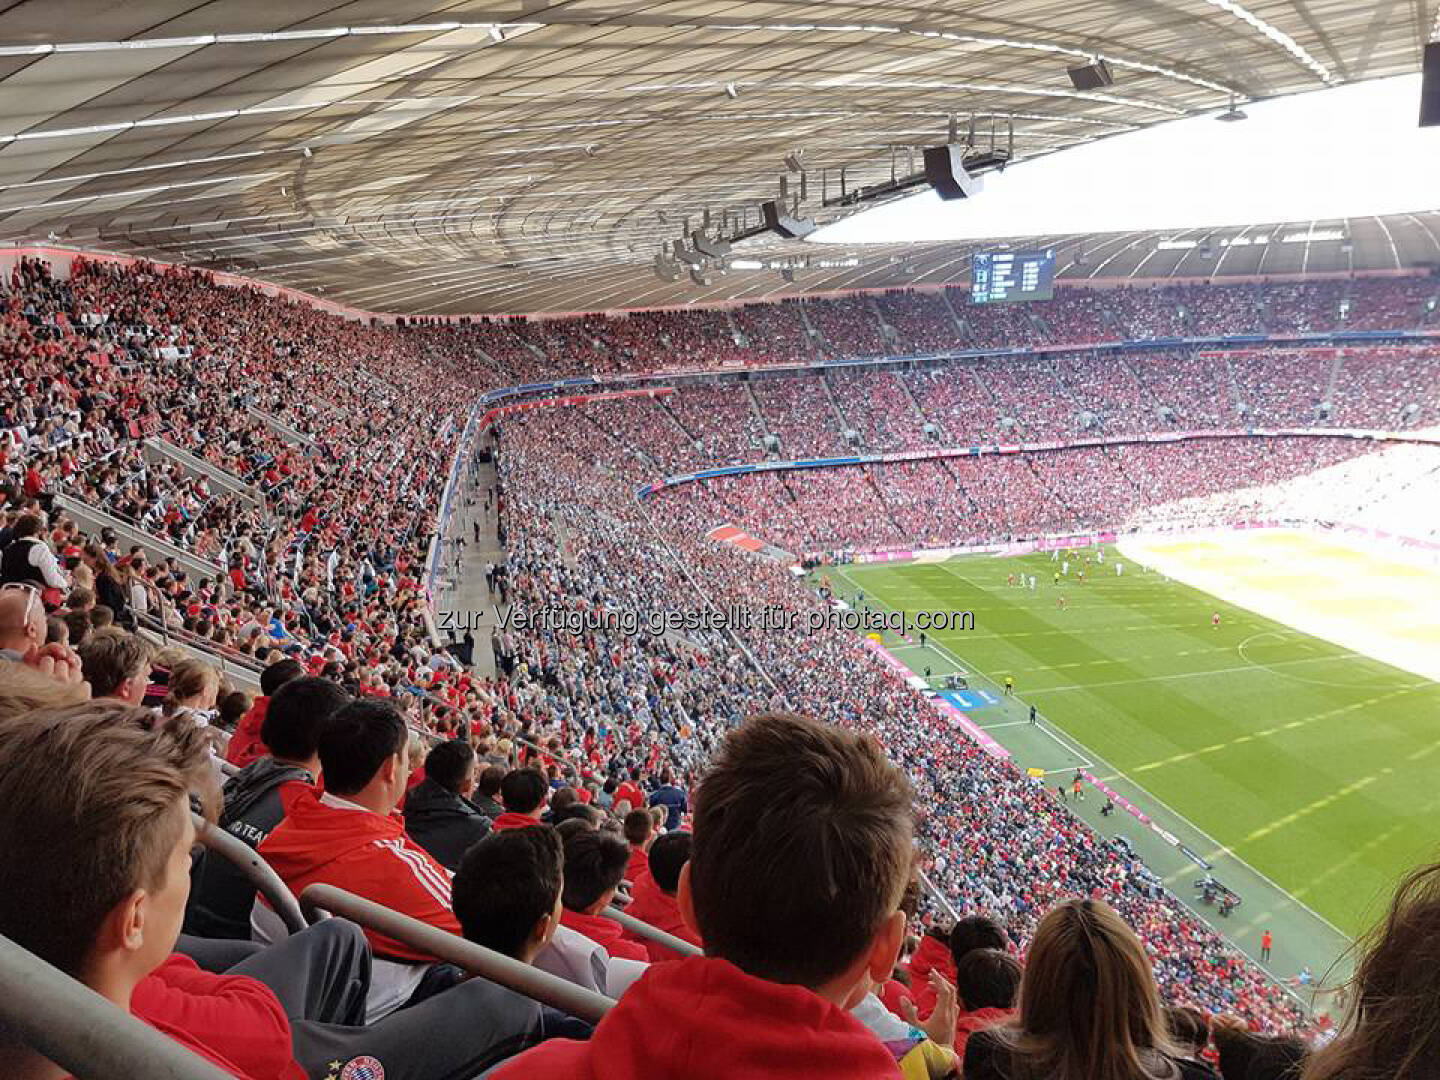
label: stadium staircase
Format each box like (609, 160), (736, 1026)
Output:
(741, 382), (775, 449)
(793, 300), (825, 353)
(245, 405), (316, 449)
(143, 437), (267, 511)
(654, 397), (697, 448)
(722, 307), (748, 347)
(867, 294), (903, 351)
(938, 287), (968, 339)
(53, 493), (225, 589)
(819, 372), (858, 447)
(896, 369), (934, 438)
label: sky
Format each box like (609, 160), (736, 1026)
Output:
(810, 75), (1439, 245)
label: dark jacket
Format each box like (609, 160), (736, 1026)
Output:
(403, 777), (493, 871)
(94, 570), (134, 629)
(472, 793), (505, 820)
(185, 757), (313, 940)
(648, 784), (688, 831)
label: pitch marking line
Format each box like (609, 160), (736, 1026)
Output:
(1131, 687), (1420, 774)
(1024, 651), (1385, 695)
(837, 561), (1354, 948)
(1237, 630), (1431, 690)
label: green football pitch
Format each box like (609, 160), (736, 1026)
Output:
(824, 532), (1440, 995)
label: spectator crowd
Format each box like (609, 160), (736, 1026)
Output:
(5, 258), (1440, 1078)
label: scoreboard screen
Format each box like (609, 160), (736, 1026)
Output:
(970, 248), (1057, 304)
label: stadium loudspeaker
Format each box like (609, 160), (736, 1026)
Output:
(1422, 42), (1440, 127)
(1067, 60), (1114, 91)
(761, 200), (816, 239)
(692, 229), (731, 259)
(670, 239), (704, 267)
(922, 145), (984, 201)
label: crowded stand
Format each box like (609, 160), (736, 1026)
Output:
(728, 297), (816, 362)
(1, 255), (492, 717)
(1053, 351), (1160, 435)
(977, 358), (1081, 440)
(645, 438), (1378, 556)
(902, 364), (1009, 444)
(749, 374), (850, 459)
(9, 258), (1440, 1079)
(829, 369), (933, 452)
(957, 295), (1043, 349)
(1128, 350), (1237, 427)
(876, 288), (966, 354)
(1126, 441), (1440, 542)
(658, 383), (770, 466)
(1035, 285), (1119, 345)
(1328, 345), (1440, 428)
(603, 307), (759, 371)
(1259, 282), (1347, 334)
(807, 294), (891, 357)
(1229, 349), (1334, 425)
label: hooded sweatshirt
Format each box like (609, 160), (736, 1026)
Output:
(402, 776), (492, 871)
(953, 1007), (1014, 1062)
(186, 758), (313, 940)
(905, 935), (957, 1020)
(258, 786), (461, 965)
(492, 810), (542, 832)
(130, 954), (304, 1080)
(225, 696), (270, 768)
(560, 907), (651, 964)
(488, 955), (903, 1080)
(621, 874), (702, 963)
(623, 845), (650, 888)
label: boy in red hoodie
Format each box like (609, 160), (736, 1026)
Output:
(490, 711), (921, 1080)
(620, 808), (655, 887)
(909, 914), (1007, 1020)
(558, 826), (651, 964)
(259, 698), (547, 1050)
(622, 831), (703, 962)
(225, 658), (305, 768)
(491, 766), (550, 831)
(950, 948), (1020, 1061)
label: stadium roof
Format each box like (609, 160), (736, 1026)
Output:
(0, 2), (1434, 315)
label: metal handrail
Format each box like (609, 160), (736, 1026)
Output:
(192, 812), (307, 935)
(0, 933), (234, 1080)
(601, 905), (702, 957)
(298, 884), (614, 1023)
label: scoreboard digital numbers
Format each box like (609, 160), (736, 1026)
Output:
(970, 248), (1057, 304)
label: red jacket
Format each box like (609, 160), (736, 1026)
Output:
(624, 845), (650, 888)
(560, 907), (651, 963)
(877, 978), (915, 1019)
(614, 781), (643, 811)
(954, 1007), (1014, 1061)
(622, 875), (702, 963)
(489, 955), (901, 1079)
(258, 786), (461, 964)
(130, 954), (303, 1080)
(905, 935), (956, 1020)
(225, 696), (269, 768)
(492, 811), (542, 832)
